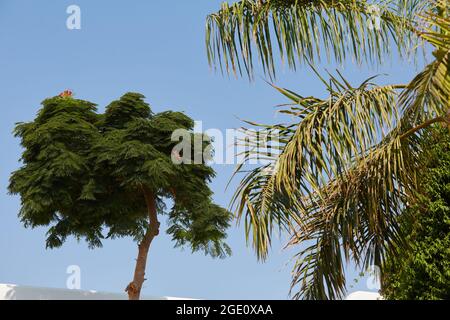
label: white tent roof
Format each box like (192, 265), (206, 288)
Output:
(345, 291), (383, 300)
(1, 283), (381, 300)
(0, 283), (191, 300)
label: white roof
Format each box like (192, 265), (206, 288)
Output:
(345, 291), (383, 300)
(1, 284), (382, 300)
(0, 283), (192, 300)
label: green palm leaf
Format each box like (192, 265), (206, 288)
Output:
(230, 1), (450, 300)
(400, 6), (450, 126)
(232, 71), (405, 261)
(289, 129), (422, 299)
(206, 0), (423, 79)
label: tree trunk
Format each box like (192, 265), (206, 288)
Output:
(125, 187), (160, 300)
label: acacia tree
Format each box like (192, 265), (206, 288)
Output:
(9, 92), (231, 300)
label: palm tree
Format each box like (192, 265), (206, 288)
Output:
(208, 0), (450, 299)
(206, 0), (423, 80)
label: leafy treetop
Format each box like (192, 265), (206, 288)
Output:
(9, 92), (232, 258)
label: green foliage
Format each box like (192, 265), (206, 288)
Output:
(382, 127), (450, 300)
(9, 96), (102, 247)
(206, 0), (422, 79)
(9, 92), (232, 258)
(226, 2), (450, 299)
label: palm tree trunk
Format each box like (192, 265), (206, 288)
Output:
(125, 187), (160, 300)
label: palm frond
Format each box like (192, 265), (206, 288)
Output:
(230, 2), (450, 300)
(231, 68), (446, 298)
(273, 73), (403, 198)
(232, 72), (404, 261)
(231, 125), (301, 260)
(400, 3), (450, 126)
(286, 10), (450, 296)
(206, 0), (423, 79)
(289, 129), (422, 299)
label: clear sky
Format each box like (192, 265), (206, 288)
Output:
(0, 0), (427, 299)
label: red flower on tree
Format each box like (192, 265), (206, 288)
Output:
(59, 90), (73, 98)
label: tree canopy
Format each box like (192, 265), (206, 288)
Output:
(9, 92), (231, 260)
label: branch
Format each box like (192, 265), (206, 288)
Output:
(399, 116), (447, 140)
(142, 186), (160, 238)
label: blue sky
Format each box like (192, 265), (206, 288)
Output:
(0, 0), (427, 299)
